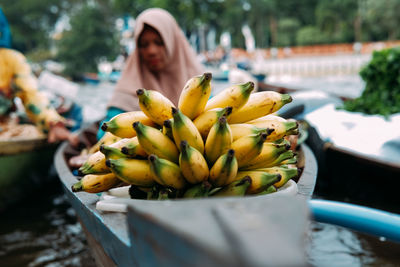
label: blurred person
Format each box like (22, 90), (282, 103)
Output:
(97, 8), (204, 139)
(0, 9), (78, 145)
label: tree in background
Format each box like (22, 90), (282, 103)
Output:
(56, 3), (119, 79)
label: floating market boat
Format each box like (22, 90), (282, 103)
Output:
(0, 134), (58, 212)
(54, 123), (319, 266)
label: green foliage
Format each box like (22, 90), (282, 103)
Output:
(56, 4), (120, 79)
(343, 47), (400, 116)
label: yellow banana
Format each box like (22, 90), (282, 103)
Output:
(71, 173), (121, 193)
(193, 106), (233, 140)
(148, 154), (187, 189)
(178, 72), (212, 119)
(101, 111), (155, 138)
(228, 92), (292, 123)
(204, 116), (232, 165)
(137, 88), (175, 125)
(229, 123), (274, 142)
(254, 165), (299, 188)
(247, 116), (299, 141)
(78, 138), (131, 175)
(162, 119), (174, 140)
(99, 144), (127, 159)
(240, 141), (291, 170)
(234, 171), (281, 194)
(204, 81), (255, 112)
(171, 108), (204, 154)
(209, 149), (238, 187)
(260, 150), (296, 168)
(133, 121), (179, 163)
(106, 158), (155, 187)
(120, 136), (147, 158)
(88, 132), (121, 154)
(230, 132), (267, 168)
(179, 141), (209, 184)
(211, 176), (252, 197)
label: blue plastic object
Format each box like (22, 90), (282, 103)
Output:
(0, 7), (12, 48)
(309, 199), (400, 243)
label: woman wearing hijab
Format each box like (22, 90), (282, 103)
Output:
(97, 8), (204, 139)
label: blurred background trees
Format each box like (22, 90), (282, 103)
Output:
(2, 0), (400, 78)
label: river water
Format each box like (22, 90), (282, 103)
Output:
(1, 76), (400, 266)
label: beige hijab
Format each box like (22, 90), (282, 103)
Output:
(108, 8), (204, 111)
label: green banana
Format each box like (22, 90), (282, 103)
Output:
(254, 165), (299, 188)
(255, 185), (277, 195)
(211, 176), (252, 197)
(148, 154), (187, 190)
(183, 181), (212, 198)
(234, 171), (281, 194)
(239, 141), (290, 170)
(133, 121), (179, 163)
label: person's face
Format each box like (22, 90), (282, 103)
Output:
(138, 27), (168, 74)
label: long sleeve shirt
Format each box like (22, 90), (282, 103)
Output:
(0, 48), (65, 133)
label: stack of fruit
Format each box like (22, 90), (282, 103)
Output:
(71, 73), (299, 199)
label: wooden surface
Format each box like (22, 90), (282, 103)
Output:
(55, 133), (318, 266)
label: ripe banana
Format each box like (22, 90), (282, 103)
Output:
(106, 158), (155, 187)
(240, 141), (290, 170)
(211, 176), (252, 197)
(101, 111), (155, 138)
(247, 116), (299, 141)
(229, 123), (274, 142)
(148, 154), (187, 190)
(230, 132), (267, 168)
(234, 171), (281, 194)
(204, 81), (255, 112)
(71, 173), (121, 193)
(88, 132), (121, 154)
(254, 165), (299, 188)
(178, 72), (212, 119)
(249, 150), (296, 169)
(209, 149), (238, 187)
(120, 136), (147, 158)
(204, 116), (232, 165)
(78, 138), (131, 175)
(228, 92), (292, 123)
(133, 121), (179, 163)
(183, 181), (212, 198)
(193, 106), (233, 139)
(99, 144), (126, 159)
(171, 108), (204, 154)
(137, 88), (175, 125)
(179, 141), (209, 184)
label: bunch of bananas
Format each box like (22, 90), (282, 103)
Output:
(72, 73), (299, 199)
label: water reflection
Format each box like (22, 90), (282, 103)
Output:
(0, 182), (96, 267)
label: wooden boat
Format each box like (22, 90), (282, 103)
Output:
(0, 135), (58, 212)
(54, 123), (318, 266)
